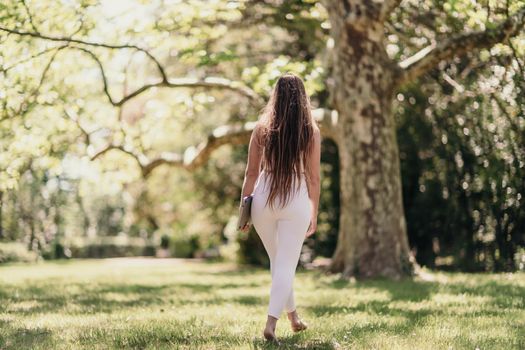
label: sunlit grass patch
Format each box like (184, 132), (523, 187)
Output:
(0, 259), (524, 349)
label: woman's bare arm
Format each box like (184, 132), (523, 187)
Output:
(305, 128), (321, 231)
(240, 125), (263, 203)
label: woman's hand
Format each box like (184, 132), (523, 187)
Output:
(305, 217), (317, 238)
(238, 200), (252, 233)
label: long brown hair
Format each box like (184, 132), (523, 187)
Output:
(258, 73), (318, 210)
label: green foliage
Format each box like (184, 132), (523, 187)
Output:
(242, 56), (326, 97)
(0, 242), (39, 264)
(236, 227), (270, 267)
(65, 236), (156, 259)
(385, 0), (525, 272)
(159, 233), (170, 249)
(396, 48), (525, 272)
(309, 139), (340, 259)
(93, 198), (125, 236)
(169, 234), (200, 258)
(0, 0), (329, 261)
(41, 241), (71, 260)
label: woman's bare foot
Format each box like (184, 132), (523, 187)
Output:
(263, 315), (279, 344)
(287, 310), (308, 332)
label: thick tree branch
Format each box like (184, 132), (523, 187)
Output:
(84, 108), (337, 178)
(110, 76), (263, 107)
(86, 122), (253, 178)
(396, 6), (525, 87)
(145, 122), (254, 175)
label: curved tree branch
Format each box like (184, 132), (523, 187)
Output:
(0, 26), (264, 107)
(111, 76), (263, 107)
(84, 108), (337, 178)
(0, 26), (168, 82)
(396, 6), (525, 88)
(73, 45), (263, 107)
(10, 17), (334, 179)
(90, 144), (148, 171)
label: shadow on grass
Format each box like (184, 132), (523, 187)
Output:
(307, 298), (435, 339)
(1, 282), (169, 315)
(4, 264), (521, 309)
(300, 270), (525, 342)
(312, 270), (525, 304)
(445, 280), (525, 308)
(251, 334), (340, 350)
(1, 263), (523, 349)
(319, 274), (437, 302)
(0, 277), (266, 315)
(0, 320), (54, 349)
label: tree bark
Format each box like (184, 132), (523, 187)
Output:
(324, 0), (417, 279)
(321, 1), (524, 279)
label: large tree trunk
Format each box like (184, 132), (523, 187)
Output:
(324, 1), (417, 279)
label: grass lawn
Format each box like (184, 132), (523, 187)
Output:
(0, 258), (524, 349)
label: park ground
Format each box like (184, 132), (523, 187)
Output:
(0, 258), (524, 349)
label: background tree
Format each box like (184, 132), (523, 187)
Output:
(1, 0), (523, 275)
(321, 0), (524, 278)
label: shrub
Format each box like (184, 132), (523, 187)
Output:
(41, 241), (72, 260)
(170, 234), (200, 258)
(65, 236), (156, 258)
(160, 234), (170, 249)
(236, 227), (269, 267)
(0, 242), (40, 264)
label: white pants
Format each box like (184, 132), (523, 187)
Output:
(250, 170), (311, 319)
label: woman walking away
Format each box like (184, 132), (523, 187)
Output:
(239, 73), (321, 344)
